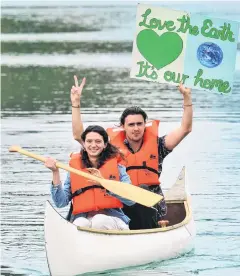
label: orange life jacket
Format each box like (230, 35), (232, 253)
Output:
(107, 120), (160, 187)
(69, 154), (123, 215)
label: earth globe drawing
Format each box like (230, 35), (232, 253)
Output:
(197, 42), (223, 68)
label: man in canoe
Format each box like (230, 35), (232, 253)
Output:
(70, 76), (193, 230)
(45, 125), (134, 230)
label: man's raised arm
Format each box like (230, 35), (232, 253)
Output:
(164, 83), (193, 151)
(71, 75), (86, 145)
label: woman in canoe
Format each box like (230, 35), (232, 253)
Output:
(44, 125), (134, 230)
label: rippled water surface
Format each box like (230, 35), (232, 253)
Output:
(1, 1), (240, 276)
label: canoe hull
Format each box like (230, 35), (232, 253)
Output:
(45, 167), (195, 275)
(45, 201), (195, 276)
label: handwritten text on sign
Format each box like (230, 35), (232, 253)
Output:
(130, 5), (239, 94)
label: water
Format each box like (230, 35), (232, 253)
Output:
(1, 1), (240, 276)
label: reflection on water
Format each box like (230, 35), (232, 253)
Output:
(0, 30), (133, 42)
(1, 41), (132, 54)
(1, 1), (240, 116)
(1, 65), (240, 114)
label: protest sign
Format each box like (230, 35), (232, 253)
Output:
(130, 4), (239, 94)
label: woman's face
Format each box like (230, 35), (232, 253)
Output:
(83, 132), (106, 158)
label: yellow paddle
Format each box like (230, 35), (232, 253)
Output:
(9, 146), (163, 207)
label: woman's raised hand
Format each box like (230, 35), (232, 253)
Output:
(70, 75), (86, 106)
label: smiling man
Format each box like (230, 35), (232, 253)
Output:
(71, 75), (193, 230)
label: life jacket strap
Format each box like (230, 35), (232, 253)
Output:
(66, 185), (105, 221)
(70, 185), (105, 200)
(126, 162), (160, 177)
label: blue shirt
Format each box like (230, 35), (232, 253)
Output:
(51, 164), (135, 224)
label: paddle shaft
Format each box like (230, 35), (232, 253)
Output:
(11, 147), (105, 183)
(9, 146), (163, 207)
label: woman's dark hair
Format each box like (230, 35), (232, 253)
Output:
(120, 106), (148, 125)
(80, 125), (124, 169)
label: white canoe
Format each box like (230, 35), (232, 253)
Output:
(45, 167), (196, 276)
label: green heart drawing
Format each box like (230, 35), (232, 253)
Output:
(137, 29), (183, 69)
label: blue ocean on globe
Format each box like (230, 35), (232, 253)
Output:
(197, 42), (223, 68)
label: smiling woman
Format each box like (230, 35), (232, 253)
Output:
(84, 132), (106, 157)
(44, 125), (135, 230)
(81, 125), (112, 165)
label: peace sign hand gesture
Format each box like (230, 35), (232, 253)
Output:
(70, 75), (86, 106)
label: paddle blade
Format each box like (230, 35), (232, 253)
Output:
(99, 179), (163, 207)
(9, 145), (22, 152)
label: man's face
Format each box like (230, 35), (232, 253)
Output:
(123, 114), (145, 142)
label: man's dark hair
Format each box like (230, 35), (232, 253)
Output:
(120, 106), (148, 125)
(120, 106), (147, 125)
(80, 125), (124, 168)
